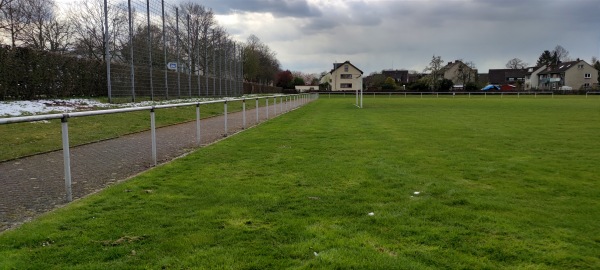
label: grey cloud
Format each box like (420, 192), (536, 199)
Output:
(300, 1), (383, 33)
(189, 0), (321, 18)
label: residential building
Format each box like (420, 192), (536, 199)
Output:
(382, 70), (409, 84)
(524, 66), (546, 90)
(328, 61), (364, 91)
(537, 60), (598, 90)
(440, 60), (478, 85)
(488, 69), (527, 89)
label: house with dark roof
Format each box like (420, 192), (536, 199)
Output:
(440, 60), (478, 86)
(382, 70), (409, 84)
(537, 60), (597, 90)
(488, 69), (528, 89)
(327, 61), (364, 91)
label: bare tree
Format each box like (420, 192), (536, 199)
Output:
(20, 0), (54, 50)
(423, 55), (443, 90)
(44, 15), (73, 53)
(505, 58), (528, 69)
(1, 0), (29, 47)
(553, 45), (570, 63)
(243, 34), (280, 84)
(0, 0), (14, 31)
(69, 0), (127, 61)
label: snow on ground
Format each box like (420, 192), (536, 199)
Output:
(0, 97), (232, 117)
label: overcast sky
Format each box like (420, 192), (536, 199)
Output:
(195, 0), (600, 75)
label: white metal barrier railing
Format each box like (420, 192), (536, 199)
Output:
(0, 93), (318, 202)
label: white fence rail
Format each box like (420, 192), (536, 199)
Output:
(317, 91), (600, 99)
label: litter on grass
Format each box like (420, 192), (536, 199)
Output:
(413, 191), (421, 195)
(368, 212), (375, 216)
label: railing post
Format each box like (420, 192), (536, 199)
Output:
(256, 98), (259, 123)
(266, 98), (269, 119)
(224, 101), (228, 136)
(196, 103), (201, 145)
(151, 108), (157, 166)
(273, 96), (277, 116)
(61, 115), (72, 202)
(280, 96), (283, 113)
(242, 99), (246, 129)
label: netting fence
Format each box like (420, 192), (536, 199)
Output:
(103, 0), (243, 102)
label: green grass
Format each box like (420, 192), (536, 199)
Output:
(0, 99), (261, 161)
(0, 97), (599, 269)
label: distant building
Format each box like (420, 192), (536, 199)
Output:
(440, 60), (478, 85)
(327, 61), (364, 91)
(537, 60), (598, 90)
(488, 69), (527, 89)
(382, 70), (409, 84)
(524, 66), (546, 90)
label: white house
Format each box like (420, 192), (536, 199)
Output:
(328, 61), (364, 91)
(524, 65), (546, 90)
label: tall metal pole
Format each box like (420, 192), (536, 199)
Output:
(176, 8), (180, 98)
(219, 36), (223, 97)
(104, 0), (112, 103)
(196, 20), (201, 97)
(128, 0), (135, 102)
(204, 26), (209, 96)
(187, 14), (191, 98)
(240, 46), (244, 96)
(147, 0), (154, 101)
(162, 0), (168, 100)
(212, 29), (216, 96)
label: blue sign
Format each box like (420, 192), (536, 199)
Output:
(167, 62), (177, 70)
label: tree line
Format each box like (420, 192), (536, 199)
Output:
(0, 0), (282, 100)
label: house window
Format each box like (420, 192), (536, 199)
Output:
(340, 83), (352, 88)
(578, 64), (584, 69)
(508, 77), (515, 82)
(584, 73), (591, 78)
(584, 83), (590, 89)
(344, 65), (349, 72)
(340, 74), (352, 79)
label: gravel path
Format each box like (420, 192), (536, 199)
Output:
(0, 97), (311, 232)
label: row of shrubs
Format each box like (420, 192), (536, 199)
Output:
(0, 46), (107, 100)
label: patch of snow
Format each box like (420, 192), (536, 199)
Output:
(0, 97), (224, 117)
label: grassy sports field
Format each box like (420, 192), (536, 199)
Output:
(0, 96), (598, 269)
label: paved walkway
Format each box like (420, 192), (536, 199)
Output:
(0, 98), (310, 232)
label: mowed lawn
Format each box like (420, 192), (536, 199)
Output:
(0, 97), (599, 269)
